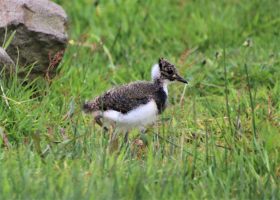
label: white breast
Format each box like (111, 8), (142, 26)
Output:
(102, 100), (158, 130)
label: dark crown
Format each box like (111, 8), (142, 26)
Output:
(158, 58), (188, 83)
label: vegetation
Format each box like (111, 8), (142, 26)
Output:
(0, 0), (280, 199)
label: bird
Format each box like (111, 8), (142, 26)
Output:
(83, 58), (188, 142)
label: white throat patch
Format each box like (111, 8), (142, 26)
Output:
(163, 80), (170, 95)
(151, 64), (170, 95)
(151, 64), (160, 81)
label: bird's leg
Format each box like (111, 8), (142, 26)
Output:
(140, 127), (147, 134)
(109, 129), (119, 153)
(124, 131), (129, 144)
(94, 114), (103, 126)
(139, 127), (148, 146)
(94, 114), (108, 132)
(111, 129), (119, 141)
(118, 131), (130, 152)
(140, 127), (147, 136)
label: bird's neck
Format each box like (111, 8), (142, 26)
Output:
(153, 78), (170, 95)
(151, 63), (169, 95)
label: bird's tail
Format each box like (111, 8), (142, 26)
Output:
(82, 100), (98, 113)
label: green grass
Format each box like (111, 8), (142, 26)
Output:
(1, 0), (280, 199)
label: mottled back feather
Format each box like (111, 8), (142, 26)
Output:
(83, 81), (167, 114)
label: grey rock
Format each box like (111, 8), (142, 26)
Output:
(0, 0), (68, 78)
(0, 47), (15, 72)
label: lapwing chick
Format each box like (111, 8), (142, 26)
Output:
(83, 58), (188, 141)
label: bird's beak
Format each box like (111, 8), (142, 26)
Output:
(175, 74), (188, 84)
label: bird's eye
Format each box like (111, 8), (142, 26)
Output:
(167, 69), (173, 74)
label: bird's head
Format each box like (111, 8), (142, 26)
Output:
(151, 58), (188, 84)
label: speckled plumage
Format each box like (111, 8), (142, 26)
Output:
(83, 58), (188, 132)
(83, 80), (167, 115)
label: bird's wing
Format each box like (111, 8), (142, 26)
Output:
(97, 82), (156, 114)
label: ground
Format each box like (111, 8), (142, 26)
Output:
(0, 0), (280, 199)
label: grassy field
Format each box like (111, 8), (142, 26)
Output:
(1, 0), (280, 199)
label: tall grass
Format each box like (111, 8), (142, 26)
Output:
(0, 0), (280, 199)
